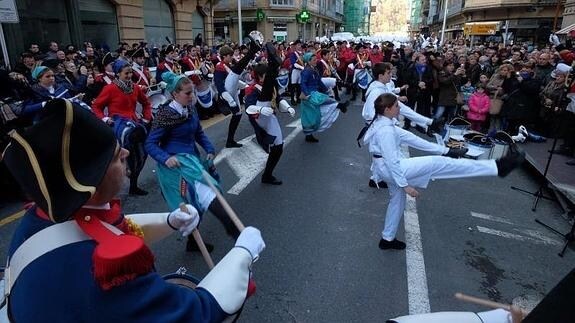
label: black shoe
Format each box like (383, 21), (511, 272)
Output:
(262, 175), (283, 185)
(129, 187), (149, 196)
(566, 159), (575, 166)
(428, 118), (445, 134)
(265, 42), (282, 69)
(186, 237), (214, 253)
(305, 134), (319, 143)
(443, 147), (469, 158)
(379, 238), (406, 250)
(368, 179), (388, 188)
(402, 123), (411, 130)
(496, 145), (525, 177)
(337, 100), (349, 113)
(226, 141), (243, 148)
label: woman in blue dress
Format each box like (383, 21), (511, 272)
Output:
(145, 72), (240, 252)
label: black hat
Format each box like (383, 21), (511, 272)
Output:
(336, 41), (343, 45)
(164, 44), (176, 54)
(2, 99), (117, 222)
(101, 52), (115, 67)
(292, 39), (301, 45)
(131, 47), (145, 58)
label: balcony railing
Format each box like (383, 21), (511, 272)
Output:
(465, 0), (557, 10)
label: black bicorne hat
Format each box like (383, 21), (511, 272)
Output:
(165, 44), (176, 54)
(131, 48), (145, 58)
(101, 52), (115, 67)
(2, 99), (117, 222)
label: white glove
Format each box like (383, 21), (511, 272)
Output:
(260, 107), (274, 116)
(168, 204), (200, 237)
(235, 226), (265, 262)
(287, 107), (296, 117)
(221, 91), (238, 107)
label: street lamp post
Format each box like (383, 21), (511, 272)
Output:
(440, 0), (448, 45)
(237, 0), (243, 44)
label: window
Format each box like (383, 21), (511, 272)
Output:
(270, 0), (294, 6)
(144, 0), (175, 47)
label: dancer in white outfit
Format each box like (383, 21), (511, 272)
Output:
(363, 93), (525, 250)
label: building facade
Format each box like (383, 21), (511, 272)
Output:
(415, 0), (562, 45)
(2, 0), (215, 66)
(342, 0), (371, 36)
(212, 0), (344, 43)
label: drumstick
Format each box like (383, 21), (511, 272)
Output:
(455, 293), (527, 322)
(200, 170), (246, 231)
(179, 203), (215, 269)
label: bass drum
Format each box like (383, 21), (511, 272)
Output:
(196, 80), (214, 108)
(277, 68), (290, 91)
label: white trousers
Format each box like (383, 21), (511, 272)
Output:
(377, 156), (498, 241)
(224, 71), (242, 115)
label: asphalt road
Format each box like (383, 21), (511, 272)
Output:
(1, 97), (573, 322)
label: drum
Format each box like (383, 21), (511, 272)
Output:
(149, 91), (168, 116)
(163, 267), (201, 290)
(277, 68), (290, 90)
(442, 118), (471, 143)
(489, 131), (513, 159)
(196, 80), (214, 108)
(466, 135), (493, 160)
(354, 68), (371, 89)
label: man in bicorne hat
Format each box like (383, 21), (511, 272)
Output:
(1, 99), (265, 322)
(156, 44), (182, 84)
(131, 47), (154, 90)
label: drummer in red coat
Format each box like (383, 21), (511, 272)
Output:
(181, 44), (203, 86)
(156, 44), (182, 84)
(131, 47), (154, 91)
(92, 59), (152, 196)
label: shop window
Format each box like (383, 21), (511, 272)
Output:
(270, 0), (294, 6)
(144, 0), (176, 47)
(79, 0), (119, 49)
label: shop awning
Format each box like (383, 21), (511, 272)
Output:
(556, 23), (575, 35)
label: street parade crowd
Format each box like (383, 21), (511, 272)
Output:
(1, 30), (575, 322)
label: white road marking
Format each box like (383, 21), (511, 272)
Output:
(476, 226), (560, 246)
(214, 119), (303, 195)
(470, 211), (516, 226)
(401, 145), (431, 314)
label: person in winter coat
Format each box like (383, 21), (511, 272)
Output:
(435, 61), (463, 121)
(467, 84), (490, 131)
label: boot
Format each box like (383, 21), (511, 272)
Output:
(295, 84), (302, 104)
(129, 176), (148, 196)
(247, 35), (262, 55)
(496, 145), (525, 177)
(290, 84), (297, 106)
(305, 134), (319, 143)
(208, 199), (241, 239)
(186, 235), (214, 253)
(261, 144), (283, 185)
(226, 114), (243, 148)
(337, 100), (349, 114)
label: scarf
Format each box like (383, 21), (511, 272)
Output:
(151, 100), (192, 130)
(113, 78), (134, 94)
(415, 63), (427, 76)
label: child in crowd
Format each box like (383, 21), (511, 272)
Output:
(467, 83), (490, 131)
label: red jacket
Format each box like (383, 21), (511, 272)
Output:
(92, 83), (152, 121)
(370, 52), (384, 65)
(467, 92), (490, 121)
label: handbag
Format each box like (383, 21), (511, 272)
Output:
(453, 81), (464, 105)
(490, 90), (503, 115)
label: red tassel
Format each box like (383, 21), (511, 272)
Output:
(247, 278), (256, 298)
(75, 213), (155, 291)
(92, 235), (155, 290)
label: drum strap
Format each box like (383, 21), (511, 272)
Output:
(132, 64), (150, 87)
(4, 220), (122, 297)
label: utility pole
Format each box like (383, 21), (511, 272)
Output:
(440, 0), (449, 45)
(237, 0), (243, 44)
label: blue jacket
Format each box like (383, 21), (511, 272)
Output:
(21, 84), (72, 117)
(301, 66), (328, 96)
(145, 103), (215, 165)
(7, 208), (226, 323)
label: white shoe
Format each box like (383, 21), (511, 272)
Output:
(518, 125), (529, 137)
(512, 133), (526, 143)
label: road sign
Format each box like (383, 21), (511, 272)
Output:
(0, 0), (19, 23)
(464, 23), (498, 36)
